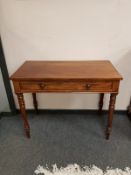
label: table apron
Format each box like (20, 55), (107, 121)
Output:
(13, 80), (120, 93)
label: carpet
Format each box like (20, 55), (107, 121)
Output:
(35, 164), (131, 175)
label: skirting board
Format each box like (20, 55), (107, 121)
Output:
(0, 109), (127, 117)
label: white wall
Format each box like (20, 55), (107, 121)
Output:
(0, 0), (131, 110)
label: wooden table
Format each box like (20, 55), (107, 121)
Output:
(10, 60), (123, 139)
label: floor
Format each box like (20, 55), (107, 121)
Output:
(0, 111), (131, 175)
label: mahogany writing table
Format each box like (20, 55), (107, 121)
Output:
(10, 60), (123, 139)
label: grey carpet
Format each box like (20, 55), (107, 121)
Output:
(0, 111), (131, 175)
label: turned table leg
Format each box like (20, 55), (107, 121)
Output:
(106, 93), (117, 140)
(98, 93), (104, 114)
(16, 93), (30, 138)
(32, 93), (38, 114)
(127, 98), (131, 119)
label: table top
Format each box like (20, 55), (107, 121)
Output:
(10, 60), (123, 81)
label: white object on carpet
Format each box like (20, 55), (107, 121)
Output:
(34, 164), (131, 175)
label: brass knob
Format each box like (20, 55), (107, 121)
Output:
(39, 83), (45, 89)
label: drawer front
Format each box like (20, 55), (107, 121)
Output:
(19, 80), (114, 92)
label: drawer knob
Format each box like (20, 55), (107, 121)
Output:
(39, 83), (45, 89)
(86, 83), (91, 89)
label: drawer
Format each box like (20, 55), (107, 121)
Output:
(19, 80), (114, 92)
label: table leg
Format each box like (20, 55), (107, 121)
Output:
(16, 93), (30, 138)
(98, 93), (104, 114)
(127, 98), (131, 119)
(32, 93), (38, 114)
(106, 93), (117, 140)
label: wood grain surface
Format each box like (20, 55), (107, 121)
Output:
(10, 60), (123, 81)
